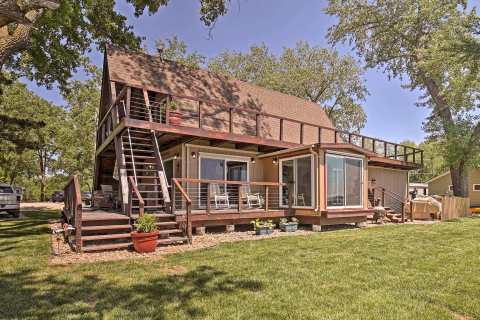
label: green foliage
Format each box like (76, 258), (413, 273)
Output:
(250, 219), (274, 230)
(326, 0), (480, 195)
(136, 213), (158, 233)
(1, 0), (230, 90)
(209, 42), (368, 132)
(58, 68), (101, 191)
(156, 36), (206, 69)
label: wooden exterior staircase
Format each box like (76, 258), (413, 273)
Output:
(368, 187), (406, 223)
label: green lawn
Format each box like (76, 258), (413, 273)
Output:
(1, 211), (480, 320)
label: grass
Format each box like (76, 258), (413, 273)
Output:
(1, 211), (480, 320)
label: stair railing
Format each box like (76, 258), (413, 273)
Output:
(172, 178), (192, 244)
(63, 175), (83, 252)
(152, 131), (171, 205)
(128, 176), (144, 218)
(372, 186), (406, 223)
(126, 128), (137, 185)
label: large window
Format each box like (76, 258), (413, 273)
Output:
(280, 155), (314, 208)
(199, 155), (249, 207)
(326, 153), (363, 208)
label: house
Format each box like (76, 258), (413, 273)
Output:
(427, 170), (480, 207)
(63, 47), (423, 252)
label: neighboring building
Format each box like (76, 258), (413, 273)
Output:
(427, 170), (480, 207)
(408, 182), (428, 198)
(63, 47), (424, 252)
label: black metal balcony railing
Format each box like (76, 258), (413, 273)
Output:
(97, 85), (423, 166)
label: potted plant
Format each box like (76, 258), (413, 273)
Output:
(279, 217), (298, 232)
(251, 219), (274, 235)
(131, 213), (159, 253)
(166, 100), (182, 126)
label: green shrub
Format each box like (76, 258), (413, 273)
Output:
(250, 219), (274, 230)
(136, 213), (157, 233)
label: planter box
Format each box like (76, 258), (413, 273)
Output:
(280, 223), (298, 232)
(255, 227), (273, 235)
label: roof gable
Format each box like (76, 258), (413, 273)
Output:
(105, 47), (335, 130)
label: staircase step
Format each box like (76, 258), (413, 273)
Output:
(123, 149), (154, 153)
(125, 155), (156, 159)
(123, 136), (151, 142)
(82, 242), (132, 252)
(132, 197), (164, 201)
(82, 214), (130, 222)
(82, 233), (132, 242)
(158, 228), (183, 235)
(124, 142), (153, 148)
(82, 224), (132, 232)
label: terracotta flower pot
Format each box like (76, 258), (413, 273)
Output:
(169, 111), (182, 126)
(131, 231), (159, 253)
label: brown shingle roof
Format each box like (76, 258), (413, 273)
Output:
(106, 47), (334, 130)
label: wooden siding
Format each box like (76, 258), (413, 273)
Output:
(368, 166), (408, 207)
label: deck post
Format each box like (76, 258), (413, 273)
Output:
(280, 119), (284, 141)
(318, 127), (322, 144)
(237, 187), (242, 213)
(300, 123), (304, 144)
(404, 146), (408, 162)
(394, 145), (398, 160)
(384, 142), (387, 158)
(206, 183), (211, 214)
(381, 188), (385, 207)
(334, 130), (338, 144)
(256, 114), (261, 137)
(265, 185), (269, 212)
(186, 202), (193, 244)
(171, 182), (176, 215)
(361, 136), (365, 149)
(229, 108), (233, 133)
(198, 101), (202, 128)
(372, 140), (376, 154)
(420, 150), (424, 165)
(413, 149), (416, 163)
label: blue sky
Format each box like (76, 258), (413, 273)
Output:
(26, 0), (431, 144)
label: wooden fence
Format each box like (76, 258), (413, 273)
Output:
(441, 196), (471, 220)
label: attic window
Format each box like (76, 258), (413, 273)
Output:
(473, 184), (480, 192)
(448, 185), (454, 192)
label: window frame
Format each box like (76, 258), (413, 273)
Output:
(278, 154), (315, 209)
(325, 152), (364, 209)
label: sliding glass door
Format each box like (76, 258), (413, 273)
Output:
(199, 155), (249, 207)
(280, 155), (314, 208)
(326, 153), (363, 208)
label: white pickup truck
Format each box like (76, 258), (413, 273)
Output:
(0, 183), (20, 217)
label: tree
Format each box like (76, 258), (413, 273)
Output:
(326, 0), (480, 197)
(0, 0), (230, 90)
(0, 81), (65, 200)
(156, 35), (206, 69)
(209, 42), (368, 132)
(59, 69), (101, 191)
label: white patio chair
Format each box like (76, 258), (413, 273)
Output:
(209, 183), (230, 209)
(240, 185), (263, 208)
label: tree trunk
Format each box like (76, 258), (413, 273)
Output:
(450, 165), (469, 197)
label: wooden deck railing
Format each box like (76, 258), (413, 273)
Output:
(128, 176), (144, 217)
(97, 84), (423, 166)
(171, 177), (291, 214)
(172, 178), (192, 243)
(63, 175), (83, 252)
(371, 186), (407, 223)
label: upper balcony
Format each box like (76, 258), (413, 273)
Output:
(96, 84), (423, 170)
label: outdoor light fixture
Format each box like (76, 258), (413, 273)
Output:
(273, 157), (278, 165)
(191, 152), (197, 159)
(251, 157), (256, 164)
(174, 154), (178, 160)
